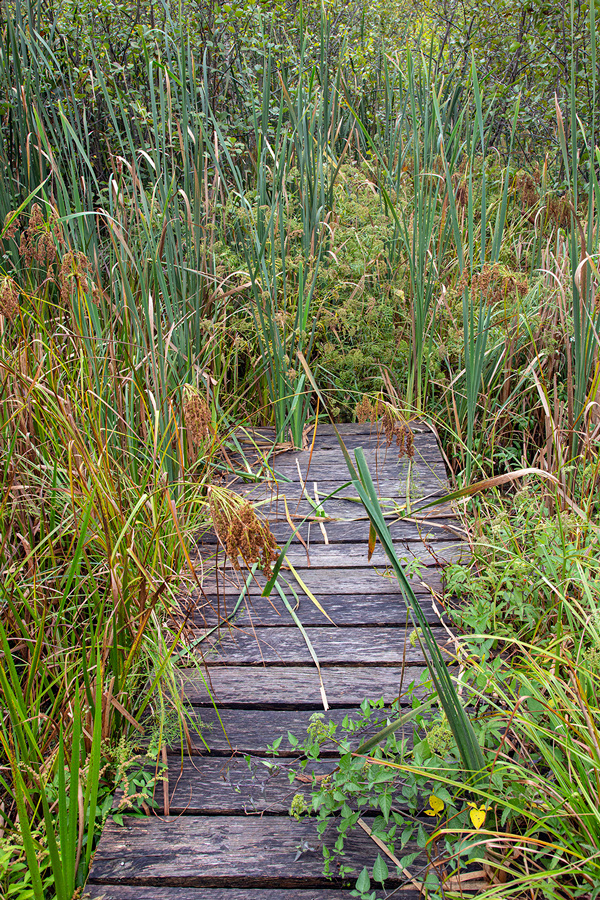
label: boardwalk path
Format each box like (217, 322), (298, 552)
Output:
(86, 423), (466, 900)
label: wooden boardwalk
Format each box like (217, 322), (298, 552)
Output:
(86, 423), (466, 900)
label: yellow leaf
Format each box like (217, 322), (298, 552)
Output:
(468, 802), (488, 829)
(424, 794), (445, 817)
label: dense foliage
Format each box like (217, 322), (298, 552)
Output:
(0, 0), (599, 897)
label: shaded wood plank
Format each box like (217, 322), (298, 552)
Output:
(161, 706), (408, 756)
(199, 625), (452, 666)
(85, 887), (419, 900)
(306, 421), (431, 434)
(87, 815), (425, 887)
(191, 591), (450, 627)
(234, 421), (431, 439)
(179, 665), (432, 707)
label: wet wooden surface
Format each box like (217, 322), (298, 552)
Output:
(86, 422), (464, 899)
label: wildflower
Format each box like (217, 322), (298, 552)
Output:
(426, 719), (453, 756)
(467, 801), (489, 829)
(306, 712), (336, 744)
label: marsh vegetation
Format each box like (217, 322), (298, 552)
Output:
(0, 0), (599, 895)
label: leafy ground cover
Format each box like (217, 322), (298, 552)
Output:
(0, 0), (599, 896)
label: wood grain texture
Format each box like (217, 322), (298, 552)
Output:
(85, 887), (421, 900)
(87, 815), (425, 887)
(161, 757), (334, 815)
(197, 566), (445, 598)
(196, 541), (467, 569)
(200, 516), (465, 545)
(161, 706), (410, 756)
(179, 664), (433, 707)
(234, 474), (448, 501)
(198, 625), (453, 666)
(191, 591), (451, 628)
(145, 755), (423, 815)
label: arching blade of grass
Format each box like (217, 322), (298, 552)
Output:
(351, 448), (485, 779)
(297, 352), (485, 781)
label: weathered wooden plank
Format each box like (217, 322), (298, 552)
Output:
(234, 421), (431, 439)
(260, 452), (444, 473)
(199, 516), (464, 546)
(196, 541), (467, 570)
(159, 706), (414, 756)
(256, 463), (445, 488)
(241, 447), (443, 474)
(306, 421), (431, 434)
(198, 625), (452, 666)
(161, 757), (334, 815)
(211, 500), (450, 526)
(87, 815), (425, 887)
(155, 756), (414, 815)
(179, 665), (433, 707)
(240, 464), (444, 487)
(234, 483), (449, 511)
(263, 436), (441, 458)
(198, 566), (445, 598)
(191, 591), (449, 627)
(234, 476), (446, 501)
(231, 425), (434, 455)
(283, 542), (466, 568)
(85, 887), (420, 900)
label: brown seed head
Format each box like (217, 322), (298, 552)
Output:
(4, 211), (20, 240)
(183, 390), (211, 446)
(59, 251), (92, 302)
(209, 487), (279, 577)
(19, 203), (64, 269)
(0, 275), (20, 319)
(355, 394), (374, 424)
